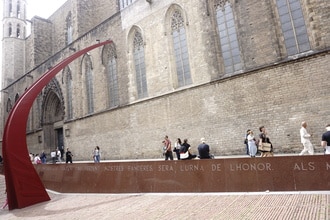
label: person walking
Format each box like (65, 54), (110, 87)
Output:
(93, 146), (101, 163)
(321, 124), (330, 155)
(164, 135), (173, 160)
(299, 121), (314, 155)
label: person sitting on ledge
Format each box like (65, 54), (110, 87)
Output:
(179, 139), (197, 160)
(198, 138), (214, 159)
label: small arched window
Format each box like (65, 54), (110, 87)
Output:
(15, 93), (19, 102)
(6, 98), (12, 113)
(17, 24), (20, 38)
(9, 23), (12, 37)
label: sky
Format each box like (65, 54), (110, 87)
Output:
(26, 0), (68, 19)
(0, 0), (68, 90)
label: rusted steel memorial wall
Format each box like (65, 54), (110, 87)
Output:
(34, 155), (330, 193)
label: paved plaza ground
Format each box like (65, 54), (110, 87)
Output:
(0, 175), (329, 219)
(0, 154), (329, 219)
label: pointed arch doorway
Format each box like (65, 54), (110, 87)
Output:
(41, 79), (65, 159)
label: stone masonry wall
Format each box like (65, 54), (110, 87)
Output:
(2, 0), (330, 160)
(63, 52), (330, 160)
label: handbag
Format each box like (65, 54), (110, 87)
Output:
(258, 142), (271, 152)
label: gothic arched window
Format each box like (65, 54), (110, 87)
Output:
(15, 93), (19, 102)
(103, 44), (119, 108)
(215, 0), (242, 74)
(65, 68), (73, 119)
(66, 12), (73, 45)
(83, 55), (94, 114)
(6, 98), (12, 113)
(276, 0), (310, 56)
(171, 9), (192, 87)
(133, 31), (148, 99)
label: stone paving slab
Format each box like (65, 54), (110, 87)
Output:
(0, 175), (329, 220)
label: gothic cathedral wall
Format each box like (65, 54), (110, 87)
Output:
(2, 0), (330, 160)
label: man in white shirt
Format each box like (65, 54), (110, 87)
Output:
(299, 121), (314, 155)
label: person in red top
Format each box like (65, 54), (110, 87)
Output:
(164, 135), (173, 160)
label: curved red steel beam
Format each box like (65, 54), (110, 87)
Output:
(2, 40), (112, 210)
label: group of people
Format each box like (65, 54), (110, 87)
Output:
(31, 147), (73, 164)
(244, 126), (274, 158)
(29, 152), (43, 164)
(299, 122), (330, 155)
(27, 146), (101, 164)
(244, 122), (330, 157)
(162, 135), (213, 160)
(29, 151), (47, 164)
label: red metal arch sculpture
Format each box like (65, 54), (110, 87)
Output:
(2, 40), (112, 210)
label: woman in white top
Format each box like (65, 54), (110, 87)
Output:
(34, 154), (41, 164)
(93, 146), (101, 163)
(247, 130), (257, 157)
(174, 138), (182, 160)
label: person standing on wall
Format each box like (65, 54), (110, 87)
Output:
(164, 135), (173, 160)
(299, 121), (314, 155)
(66, 148), (73, 163)
(321, 124), (330, 155)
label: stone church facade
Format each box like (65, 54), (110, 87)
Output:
(1, 0), (330, 160)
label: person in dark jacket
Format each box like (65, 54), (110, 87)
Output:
(198, 138), (213, 159)
(180, 139), (197, 160)
(66, 148), (73, 163)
